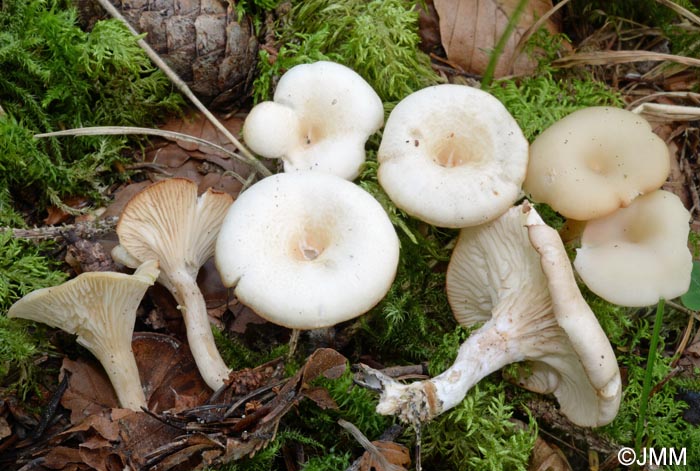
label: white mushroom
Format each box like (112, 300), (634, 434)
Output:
(377, 84), (528, 228)
(215, 171), (400, 330)
(8, 261), (159, 411)
(113, 178), (233, 391)
(242, 61), (384, 180)
(523, 106), (670, 220)
(574, 189), (692, 307)
(357, 204), (621, 428)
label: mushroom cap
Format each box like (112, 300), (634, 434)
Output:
(574, 189), (692, 307)
(215, 171), (400, 329)
(243, 101), (302, 159)
(523, 106), (670, 220)
(242, 61), (384, 180)
(446, 204), (621, 426)
(377, 84), (528, 228)
(7, 260), (159, 347)
(7, 261), (159, 409)
(116, 178), (234, 291)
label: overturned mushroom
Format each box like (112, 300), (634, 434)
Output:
(357, 204), (621, 428)
(8, 261), (159, 411)
(242, 61), (384, 180)
(215, 171), (400, 330)
(574, 189), (692, 307)
(113, 178), (233, 390)
(377, 84), (528, 228)
(523, 107), (670, 220)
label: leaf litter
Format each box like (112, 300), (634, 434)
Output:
(9, 334), (345, 470)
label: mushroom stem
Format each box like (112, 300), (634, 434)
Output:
(170, 269), (231, 390)
(359, 295), (554, 425)
(94, 340), (147, 410)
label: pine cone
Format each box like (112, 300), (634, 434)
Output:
(97, 0), (259, 109)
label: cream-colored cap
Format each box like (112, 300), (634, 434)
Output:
(524, 107), (670, 220)
(574, 189), (692, 307)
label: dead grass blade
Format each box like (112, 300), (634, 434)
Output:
(630, 102), (700, 121)
(655, 0), (700, 27)
(553, 50), (700, 68)
(35, 126), (252, 185)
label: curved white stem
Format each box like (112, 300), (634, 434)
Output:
(362, 324), (517, 425)
(171, 270), (231, 390)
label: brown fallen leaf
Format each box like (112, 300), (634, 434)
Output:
(528, 436), (573, 471)
(434, 0), (559, 77)
(44, 196), (92, 226)
(339, 419), (410, 471)
(359, 441), (411, 471)
(60, 358), (119, 424)
(60, 332), (212, 422)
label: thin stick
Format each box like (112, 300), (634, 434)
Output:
(94, 0), (271, 178)
(3, 217), (118, 242)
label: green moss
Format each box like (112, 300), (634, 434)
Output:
(0, 232), (66, 396)
(0, 233), (67, 312)
(0, 0), (183, 221)
(490, 72), (623, 141)
(300, 451), (351, 470)
(213, 327), (289, 372)
(423, 380), (536, 471)
(252, 0), (440, 104)
(590, 298), (700, 466)
(353, 151), (457, 364)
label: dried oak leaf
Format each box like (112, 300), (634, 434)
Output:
(434, 0), (559, 77)
(358, 441), (411, 471)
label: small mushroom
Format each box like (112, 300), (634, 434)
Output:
(242, 61), (384, 180)
(215, 171), (400, 330)
(574, 189), (693, 307)
(357, 204), (621, 428)
(377, 84), (528, 228)
(8, 261), (159, 411)
(523, 107), (670, 220)
(113, 178), (233, 390)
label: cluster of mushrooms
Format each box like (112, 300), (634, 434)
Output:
(8, 61), (693, 438)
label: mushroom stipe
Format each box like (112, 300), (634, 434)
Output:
(356, 204), (621, 428)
